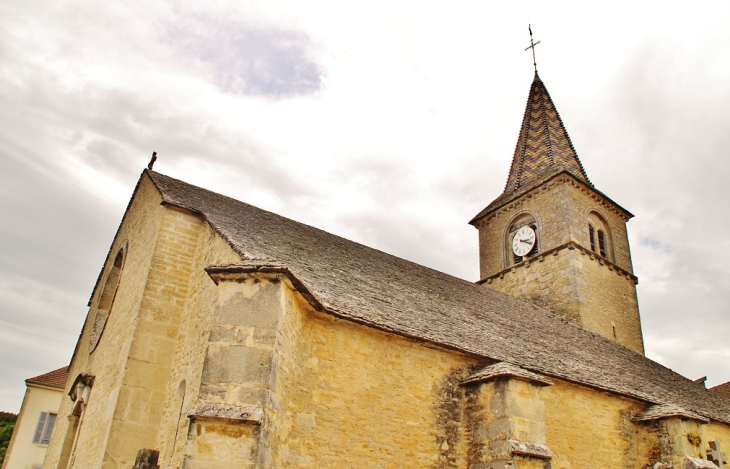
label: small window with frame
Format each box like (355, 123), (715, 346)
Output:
(32, 411), (57, 445)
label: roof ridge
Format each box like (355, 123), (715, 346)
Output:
(26, 365), (69, 389)
(147, 170), (483, 289)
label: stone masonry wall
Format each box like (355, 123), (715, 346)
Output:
(475, 175), (643, 354)
(183, 275), (284, 468)
(563, 182), (633, 273)
(154, 225), (239, 469)
(485, 247), (644, 354)
(477, 179), (574, 280)
(476, 175), (634, 279)
(44, 176), (168, 468)
(272, 290), (479, 469)
(704, 422), (730, 466)
(462, 378), (550, 469)
(104, 204), (204, 467)
(270, 286), (663, 468)
(541, 378), (649, 469)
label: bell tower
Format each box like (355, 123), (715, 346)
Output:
(470, 72), (644, 355)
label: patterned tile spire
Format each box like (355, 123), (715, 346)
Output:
(504, 72), (591, 192)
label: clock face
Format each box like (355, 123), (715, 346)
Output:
(512, 226), (536, 257)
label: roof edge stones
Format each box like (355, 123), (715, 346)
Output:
(633, 404), (710, 423)
(205, 261), (325, 312)
(461, 362), (554, 387)
(188, 402), (263, 425)
(509, 440), (553, 460)
(709, 381), (730, 394)
(470, 168), (633, 226)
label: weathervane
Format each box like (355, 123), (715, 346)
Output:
(525, 25), (541, 73)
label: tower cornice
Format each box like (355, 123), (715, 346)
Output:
(470, 168), (633, 227)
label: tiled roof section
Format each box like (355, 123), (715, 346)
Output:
(26, 366), (69, 389)
(633, 404), (709, 423)
(461, 362), (553, 386)
(710, 382), (730, 397)
(146, 170), (730, 425)
(504, 72), (590, 193)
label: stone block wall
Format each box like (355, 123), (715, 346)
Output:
(154, 224), (239, 468)
(541, 379), (648, 468)
(272, 291), (479, 468)
(104, 205), (204, 466)
(44, 176), (169, 468)
(462, 378), (551, 469)
(483, 246), (643, 354)
(477, 178), (573, 279)
(475, 174), (634, 279)
(474, 174), (643, 354)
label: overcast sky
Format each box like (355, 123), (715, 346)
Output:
(1, 0), (729, 412)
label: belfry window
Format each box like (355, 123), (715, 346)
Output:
(586, 212), (612, 261)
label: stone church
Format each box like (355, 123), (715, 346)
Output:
(43, 73), (730, 469)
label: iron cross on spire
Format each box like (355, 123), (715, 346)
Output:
(525, 25), (541, 73)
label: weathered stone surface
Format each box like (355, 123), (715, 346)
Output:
(634, 404), (709, 423)
(188, 402), (263, 424)
(473, 170), (643, 354)
(509, 439), (552, 459)
(211, 285), (280, 328)
(132, 448), (160, 469)
(201, 345), (272, 384)
(683, 457), (719, 469)
(462, 362), (553, 387)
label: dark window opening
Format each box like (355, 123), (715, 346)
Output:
(597, 230), (606, 258)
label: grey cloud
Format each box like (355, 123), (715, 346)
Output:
(330, 155), (482, 280)
(581, 46), (730, 386)
(0, 26), (320, 410)
(164, 17), (324, 97)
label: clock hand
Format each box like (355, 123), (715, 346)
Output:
(520, 239), (532, 244)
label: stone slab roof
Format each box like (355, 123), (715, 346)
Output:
(26, 366), (69, 389)
(462, 362), (554, 386)
(633, 404), (709, 423)
(710, 382), (730, 398)
(145, 170), (730, 425)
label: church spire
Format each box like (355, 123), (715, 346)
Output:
(503, 73), (591, 192)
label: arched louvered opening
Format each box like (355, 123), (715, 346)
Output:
(587, 212), (612, 261)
